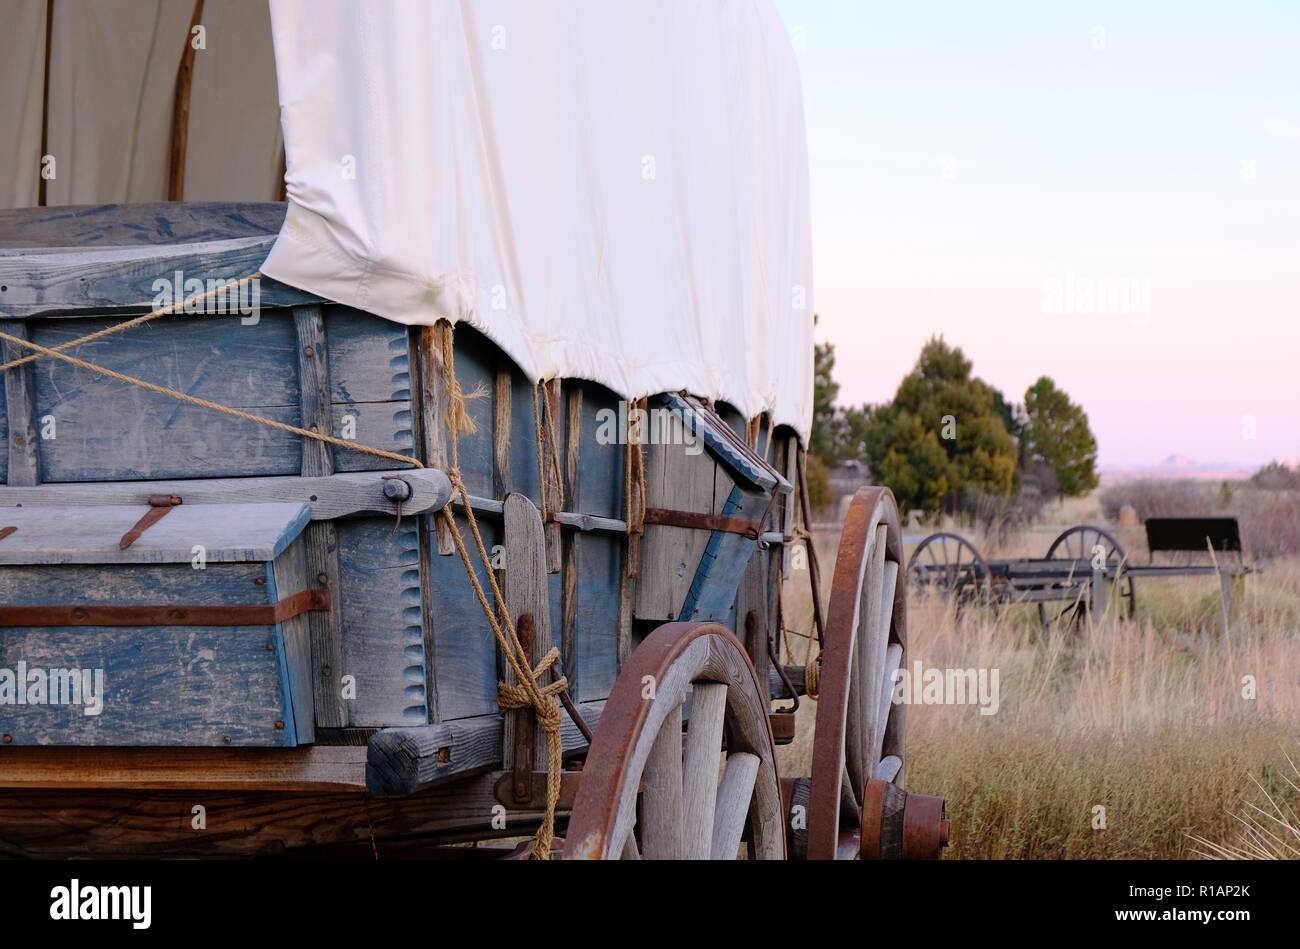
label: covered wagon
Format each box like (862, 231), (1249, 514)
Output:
(0, 0), (946, 860)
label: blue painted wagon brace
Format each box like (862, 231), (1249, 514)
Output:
(0, 588), (330, 627)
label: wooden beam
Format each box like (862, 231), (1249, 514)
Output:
(3, 321), (40, 486)
(415, 323), (454, 555)
(0, 236), (322, 318)
(500, 494), (553, 799)
(167, 0), (206, 202)
(0, 769), (579, 857)
(0, 469), (451, 520)
(0, 745), (367, 791)
(0, 202), (287, 249)
(543, 378), (563, 573)
(37, 0), (53, 208)
(294, 305), (347, 731)
(366, 701), (604, 796)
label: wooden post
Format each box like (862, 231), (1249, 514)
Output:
(294, 305), (346, 730)
(493, 368), (512, 498)
(415, 323), (454, 555)
(501, 494), (553, 800)
(543, 378), (563, 574)
(4, 321), (41, 486)
(1090, 564), (1109, 625)
(167, 0), (206, 202)
(561, 386), (583, 695)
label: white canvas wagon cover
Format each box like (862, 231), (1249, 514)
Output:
(1, 0), (815, 438)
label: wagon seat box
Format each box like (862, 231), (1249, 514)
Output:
(0, 501), (327, 747)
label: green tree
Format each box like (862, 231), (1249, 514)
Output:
(860, 337), (1017, 512)
(809, 339), (843, 462)
(1020, 376), (1099, 497)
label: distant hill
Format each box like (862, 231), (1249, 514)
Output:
(1099, 456), (1260, 484)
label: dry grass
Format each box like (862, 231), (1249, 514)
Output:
(776, 519), (1300, 859)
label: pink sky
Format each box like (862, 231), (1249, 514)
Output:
(777, 0), (1299, 467)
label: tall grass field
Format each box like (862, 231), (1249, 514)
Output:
(778, 486), (1300, 859)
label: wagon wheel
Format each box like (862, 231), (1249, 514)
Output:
(1038, 524), (1136, 628)
(907, 531), (990, 606)
(807, 487), (908, 859)
(564, 621), (784, 860)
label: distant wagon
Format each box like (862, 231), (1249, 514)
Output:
(0, 0), (947, 860)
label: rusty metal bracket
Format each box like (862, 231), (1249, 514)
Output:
(643, 507), (763, 540)
(494, 770), (583, 812)
(0, 588), (330, 628)
(0, 526), (16, 542)
(118, 494), (183, 550)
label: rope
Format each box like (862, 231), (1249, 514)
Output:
(0, 292), (558, 857)
(0, 328), (424, 468)
(438, 322), (565, 859)
(0, 272), (263, 375)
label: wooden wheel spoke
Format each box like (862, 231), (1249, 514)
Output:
(840, 764), (859, 818)
(681, 682), (727, 859)
(710, 752), (759, 859)
(640, 703), (684, 859)
(877, 641), (903, 742)
(875, 755), (902, 783)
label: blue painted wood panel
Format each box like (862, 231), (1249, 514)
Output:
(578, 382), (623, 520)
(574, 534), (621, 702)
(323, 307), (412, 405)
(0, 625), (294, 746)
(428, 511), (501, 721)
(443, 327), (497, 498)
(0, 372), (9, 483)
(0, 562), (298, 747)
(32, 314), (304, 481)
(335, 516), (428, 726)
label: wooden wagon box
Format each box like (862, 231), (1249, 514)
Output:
(0, 501), (320, 747)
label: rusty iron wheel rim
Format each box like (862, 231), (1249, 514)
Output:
(565, 621), (785, 860)
(807, 487), (907, 860)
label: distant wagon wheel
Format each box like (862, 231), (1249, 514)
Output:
(1038, 524), (1136, 628)
(564, 622), (784, 860)
(907, 531), (991, 607)
(806, 487), (915, 859)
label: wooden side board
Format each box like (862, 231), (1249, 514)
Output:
(0, 202), (288, 250)
(0, 769), (573, 857)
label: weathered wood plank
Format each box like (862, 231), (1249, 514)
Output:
(500, 494), (553, 784)
(293, 304), (344, 734)
(494, 367), (513, 498)
(543, 378), (563, 573)
(416, 323), (454, 555)
(0, 236), (321, 317)
(3, 321), (39, 485)
(0, 469), (451, 521)
(0, 767), (583, 857)
(294, 305), (332, 477)
(0, 502), (310, 565)
(574, 534), (622, 702)
(0, 744), (366, 790)
(0, 623), (294, 747)
(272, 539), (316, 745)
(635, 439), (717, 621)
(0, 202), (287, 250)
(366, 700), (604, 796)
(428, 512), (501, 721)
(322, 306), (412, 404)
(679, 484), (764, 622)
(335, 517), (428, 727)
